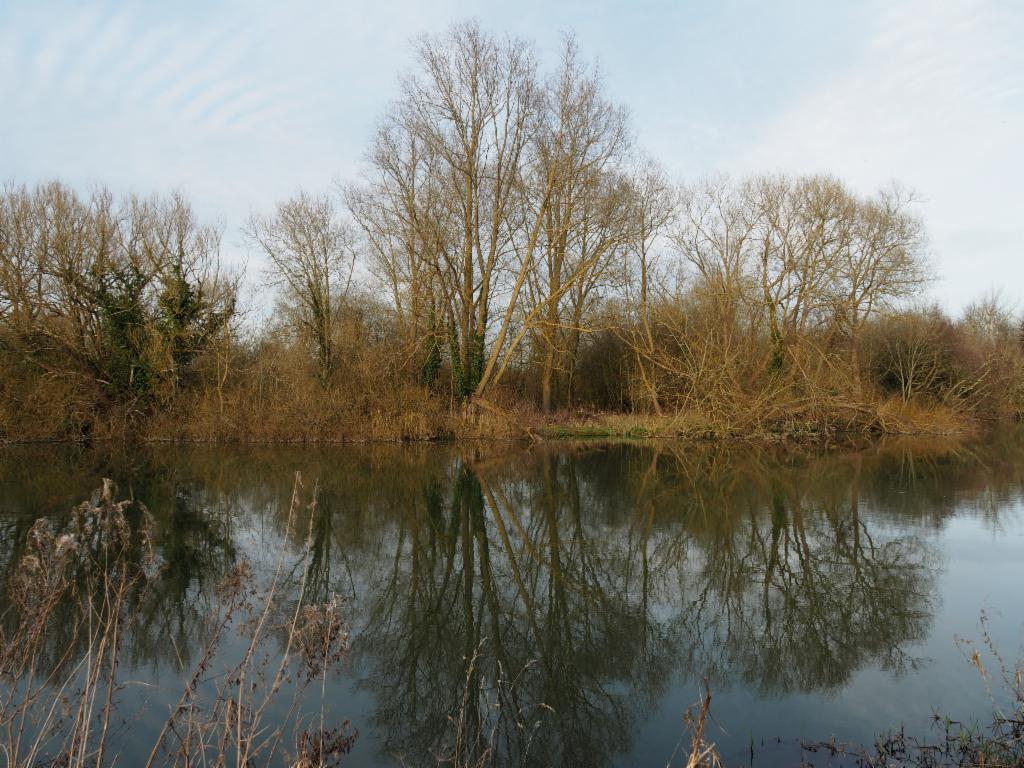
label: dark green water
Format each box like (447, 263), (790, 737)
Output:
(1, 433), (1023, 766)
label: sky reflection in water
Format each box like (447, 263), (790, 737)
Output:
(1, 433), (1023, 767)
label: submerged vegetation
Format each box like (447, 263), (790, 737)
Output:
(3, 22), (1024, 443)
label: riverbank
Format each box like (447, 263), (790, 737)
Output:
(531, 399), (972, 442)
(0, 393), (977, 446)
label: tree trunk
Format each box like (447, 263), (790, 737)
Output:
(541, 346), (555, 413)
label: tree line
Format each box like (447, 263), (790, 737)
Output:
(1, 21), (1022, 441)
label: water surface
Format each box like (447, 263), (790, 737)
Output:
(1, 433), (1023, 766)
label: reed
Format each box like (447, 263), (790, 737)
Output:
(0, 475), (356, 768)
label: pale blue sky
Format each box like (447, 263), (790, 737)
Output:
(2, 0), (1021, 310)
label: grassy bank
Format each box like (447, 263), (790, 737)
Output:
(532, 399), (972, 442)
(0, 398), (976, 446)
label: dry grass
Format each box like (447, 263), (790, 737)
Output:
(0, 479), (155, 767)
(0, 475), (356, 768)
(145, 474), (357, 768)
(665, 681), (723, 768)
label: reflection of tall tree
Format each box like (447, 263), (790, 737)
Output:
(2, 432), (1022, 764)
(352, 454), (677, 767)
(354, 463), (489, 765)
(638, 443), (938, 694)
(482, 455), (658, 766)
(347, 441), (950, 765)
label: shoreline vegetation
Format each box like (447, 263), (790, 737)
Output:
(0, 406), (984, 446)
(4, 22), (1024, 446)
(0, 410), (986, 446)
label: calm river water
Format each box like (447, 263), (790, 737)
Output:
(1, 433), (1023, 766)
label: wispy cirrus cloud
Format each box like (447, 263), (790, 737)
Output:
(1, 0), (1020, 309)
(1, 1), (351, 231)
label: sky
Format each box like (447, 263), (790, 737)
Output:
(1, 0), (1021, 312)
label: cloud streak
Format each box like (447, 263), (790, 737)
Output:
(1, 0), (1019, 309)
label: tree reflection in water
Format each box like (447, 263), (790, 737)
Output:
(1, 434), (1021, 766)
(343, 443), (944, 766)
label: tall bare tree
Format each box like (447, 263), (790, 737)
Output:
(346, 121), (445, 372)
(831, 184), (928, 388)
(623, 158), (676, 414)
(245, 192), (354, 387)
(395, 21), (538, 398)
(525, 37), (631, 412)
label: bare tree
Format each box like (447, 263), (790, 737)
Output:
(872, 310), (947, 404)
(245, 192), (354, 387)
(395, 21), (538, 399)
(747, 174), (855, 369)
(524, 36), (632, 412)
(623, 158), (676, 414)
(831, 183), (928, 389)
(346, 120), (447, 373)
(560, 172), (634, 408)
